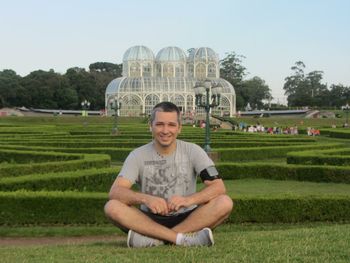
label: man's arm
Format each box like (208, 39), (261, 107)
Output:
(168, 178), (226, 212)
(109, 177), (169, 215)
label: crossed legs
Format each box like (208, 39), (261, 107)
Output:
(104, 194), (233, 244)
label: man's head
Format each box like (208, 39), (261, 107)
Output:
(149, 102), (182, 153)
(150, 102), (181, 125)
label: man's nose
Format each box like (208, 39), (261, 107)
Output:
(161, 125), (170, 133)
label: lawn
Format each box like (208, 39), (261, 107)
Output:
(0, 223), (349, 263)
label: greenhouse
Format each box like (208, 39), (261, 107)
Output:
(105, 46), (236, 117)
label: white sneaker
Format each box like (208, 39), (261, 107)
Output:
(127, 230), (164, 248)
(181, 228), (214, 247)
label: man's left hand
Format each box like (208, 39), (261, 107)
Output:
(168, 195), (192, 212)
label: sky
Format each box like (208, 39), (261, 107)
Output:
(1, 0), (350, 104)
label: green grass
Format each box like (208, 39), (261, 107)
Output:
(0, 223), (349, 263)
(203, 179), (350, 198)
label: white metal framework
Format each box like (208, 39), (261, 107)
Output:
(106, 46), (236, 117)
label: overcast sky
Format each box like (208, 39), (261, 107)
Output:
(1, 0), (349, 103)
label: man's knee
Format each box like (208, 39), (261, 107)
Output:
(214, 195), (234, 216)
(104, 199), (124, 219)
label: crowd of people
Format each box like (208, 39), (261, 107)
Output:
(230, 122), (323, 136)
(234, 122), (300, 135)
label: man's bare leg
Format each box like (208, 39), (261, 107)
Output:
(172, 195), (233, 233)
(104, 199), (177, 243)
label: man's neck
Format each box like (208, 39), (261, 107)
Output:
(153, 140), (177, 156)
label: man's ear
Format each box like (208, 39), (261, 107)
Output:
(149, 127), (152, 132)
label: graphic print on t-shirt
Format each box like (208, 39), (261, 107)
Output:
(143, 159), (190, 199)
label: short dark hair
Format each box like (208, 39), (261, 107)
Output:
(150, 101), (181, 124)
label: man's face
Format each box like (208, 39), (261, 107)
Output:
(150, 111), (181, 149)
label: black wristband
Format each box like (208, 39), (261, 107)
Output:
(199, 166), (221, 182)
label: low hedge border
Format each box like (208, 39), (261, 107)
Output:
(0, 167), (119, 192)
(0, 145), (130, 162)
(0, 143), (343, 163)
(0, 149), (81, 164)
(0, 191), (349, 225)
(229, 197), (350, 223)
(287, 148), (350, 166)
(329, 130), (350, 139)
(217, 162), (350, 183)
(0, 153), (111, 178)
(0, 140), (312, 149)
(218, 143), (343, 161)
(0, 191), (108, 225)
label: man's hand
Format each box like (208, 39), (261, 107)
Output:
(168, 195), (192, 212)
(144, 195), (169, 216)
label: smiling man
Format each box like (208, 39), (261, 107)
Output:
(104, 101), (233, 248)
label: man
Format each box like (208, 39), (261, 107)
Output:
(104, 102), (233, 248)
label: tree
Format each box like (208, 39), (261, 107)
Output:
(241, 77), (272, 109)
(88, 62), (122, 109)
(220, 52), (271, 110)
(220, 52), (247, 86)
(20, 70), (61, 108)
(283, 61), (328, 107)
(0, 69), (22, 108)
(220, 52), (247, 109)
(329, 84), (350, 107)
(89, 62), (122, 76)
(305, 70), (328, 107)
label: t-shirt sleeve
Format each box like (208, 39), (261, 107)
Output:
(118, 151), (139, 185)
(190, 143), (215, 174)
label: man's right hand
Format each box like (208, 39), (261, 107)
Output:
(144, 195), (169, 216)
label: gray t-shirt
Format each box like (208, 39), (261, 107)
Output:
(118, 139), (214, 214)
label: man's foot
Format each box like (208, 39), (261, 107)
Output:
(180, 228), (214, 246)
(127, 230), (164, 248)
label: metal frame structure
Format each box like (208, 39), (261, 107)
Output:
(105, 46), (236, 117)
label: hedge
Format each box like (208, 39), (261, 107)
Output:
(0, 145), (130, 162)
(217, 162), (350, 183)
(0, 191), (108, 225)
(0, 149), (81, 164)
(329, 130), (350, 139)
(229, 197), (350, 223)
(287, 148), (350, 166)
(0, 143), (342, 163)
(0, 167), (119, 192)
(218, 143), (343, 161)
(0, 153), (111, 178)
(0, 191), (349, 225)
(0, 140), (312, 149)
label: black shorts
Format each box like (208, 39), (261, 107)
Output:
(141, 208), (196, 229)
(119, 208), (196, 233)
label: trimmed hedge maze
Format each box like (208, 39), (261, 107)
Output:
(0, 117), (350, 225)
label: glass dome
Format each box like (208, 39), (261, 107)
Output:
(156, 47), (187, 62)
(123, 45), (154, 61)
(189, 47), (219, 63)
(107, 46), (236, 117)
(105, 76), (235, 117)
(155, 47), (187, 78)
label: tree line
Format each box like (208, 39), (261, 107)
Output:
(0, 62), (122, 110)
(283, 61), (350, 108)
(0, 53), (348, 111)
